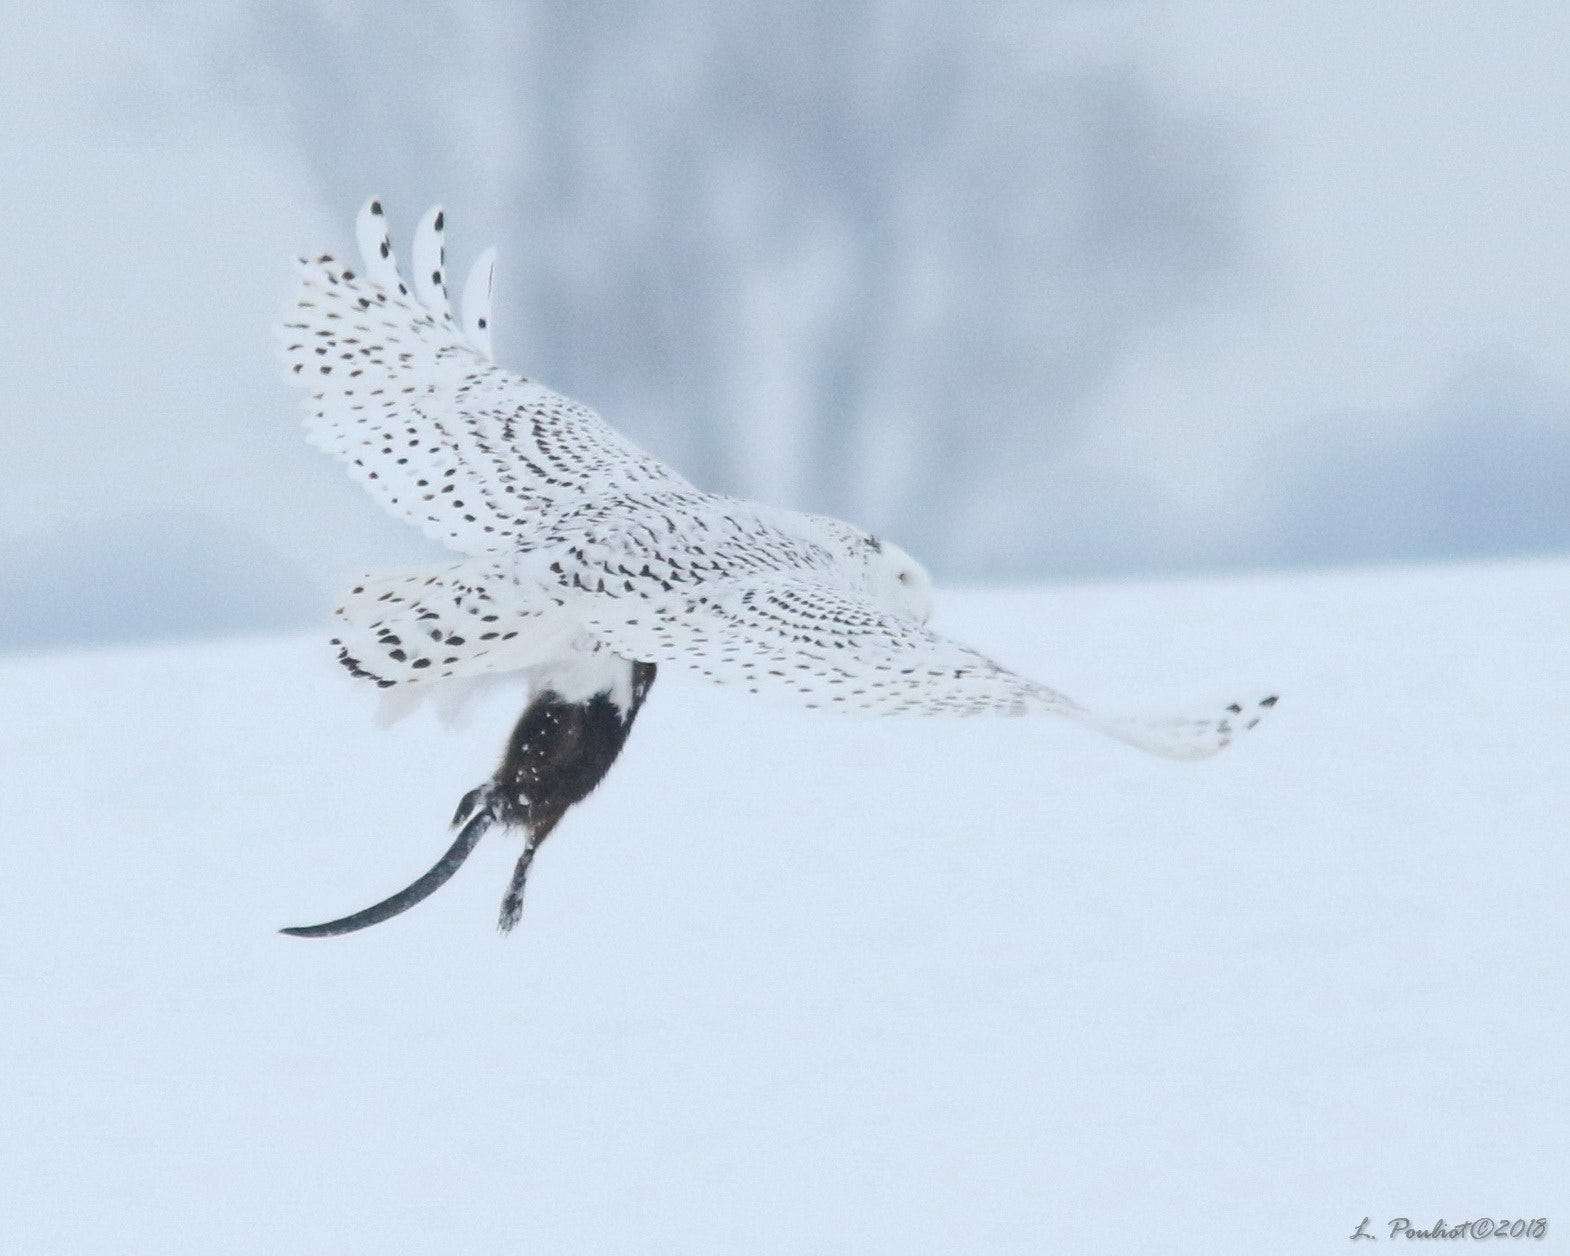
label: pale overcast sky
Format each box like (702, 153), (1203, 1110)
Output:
(2, 0), (1567, 647)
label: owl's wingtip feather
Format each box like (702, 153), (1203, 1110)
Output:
(1070, 692), (1279, 761)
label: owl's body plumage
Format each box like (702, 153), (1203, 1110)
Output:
(277, 200), (1274, 936)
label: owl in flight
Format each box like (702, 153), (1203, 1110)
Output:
(276, 200), (1275, 937)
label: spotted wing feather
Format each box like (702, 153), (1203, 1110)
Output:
(276, 200), (693, 556)
(559, 569), (1069, 716)
(551, 559), (1272, 755)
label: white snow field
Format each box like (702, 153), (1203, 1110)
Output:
(0, 558), (1564, 1254)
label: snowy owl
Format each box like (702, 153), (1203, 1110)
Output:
(276, 200), (1276, 937)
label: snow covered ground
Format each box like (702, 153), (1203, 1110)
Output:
(0, 559), (1564, 1254)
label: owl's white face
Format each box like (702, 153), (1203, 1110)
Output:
(868, 539), (934, 624)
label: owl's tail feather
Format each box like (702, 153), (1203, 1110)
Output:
(326, 558), (577, 729)
(1065, 694), (1278, 761)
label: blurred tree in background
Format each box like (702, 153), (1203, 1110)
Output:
(222, 0), (1239, 575)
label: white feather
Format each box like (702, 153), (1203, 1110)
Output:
(353, 197), (404, 295)
(411, 204), (453, 323)
(461, 246), (496, 361)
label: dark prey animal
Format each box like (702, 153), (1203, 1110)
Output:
(282, 661), (656, 936)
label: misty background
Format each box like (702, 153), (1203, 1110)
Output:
(3, 0), (1568, 651)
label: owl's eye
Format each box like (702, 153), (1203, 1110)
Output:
(898, 570), (913, 585)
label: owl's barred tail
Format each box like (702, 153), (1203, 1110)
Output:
(1058, 693), (1278, 761)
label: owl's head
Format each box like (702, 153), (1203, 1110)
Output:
(866, 537), (933, 624)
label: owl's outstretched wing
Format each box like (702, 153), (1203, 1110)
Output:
(577, 572), (1062, 716)
(277, 199), (694, 556)
(564, 570), (1275, 758)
